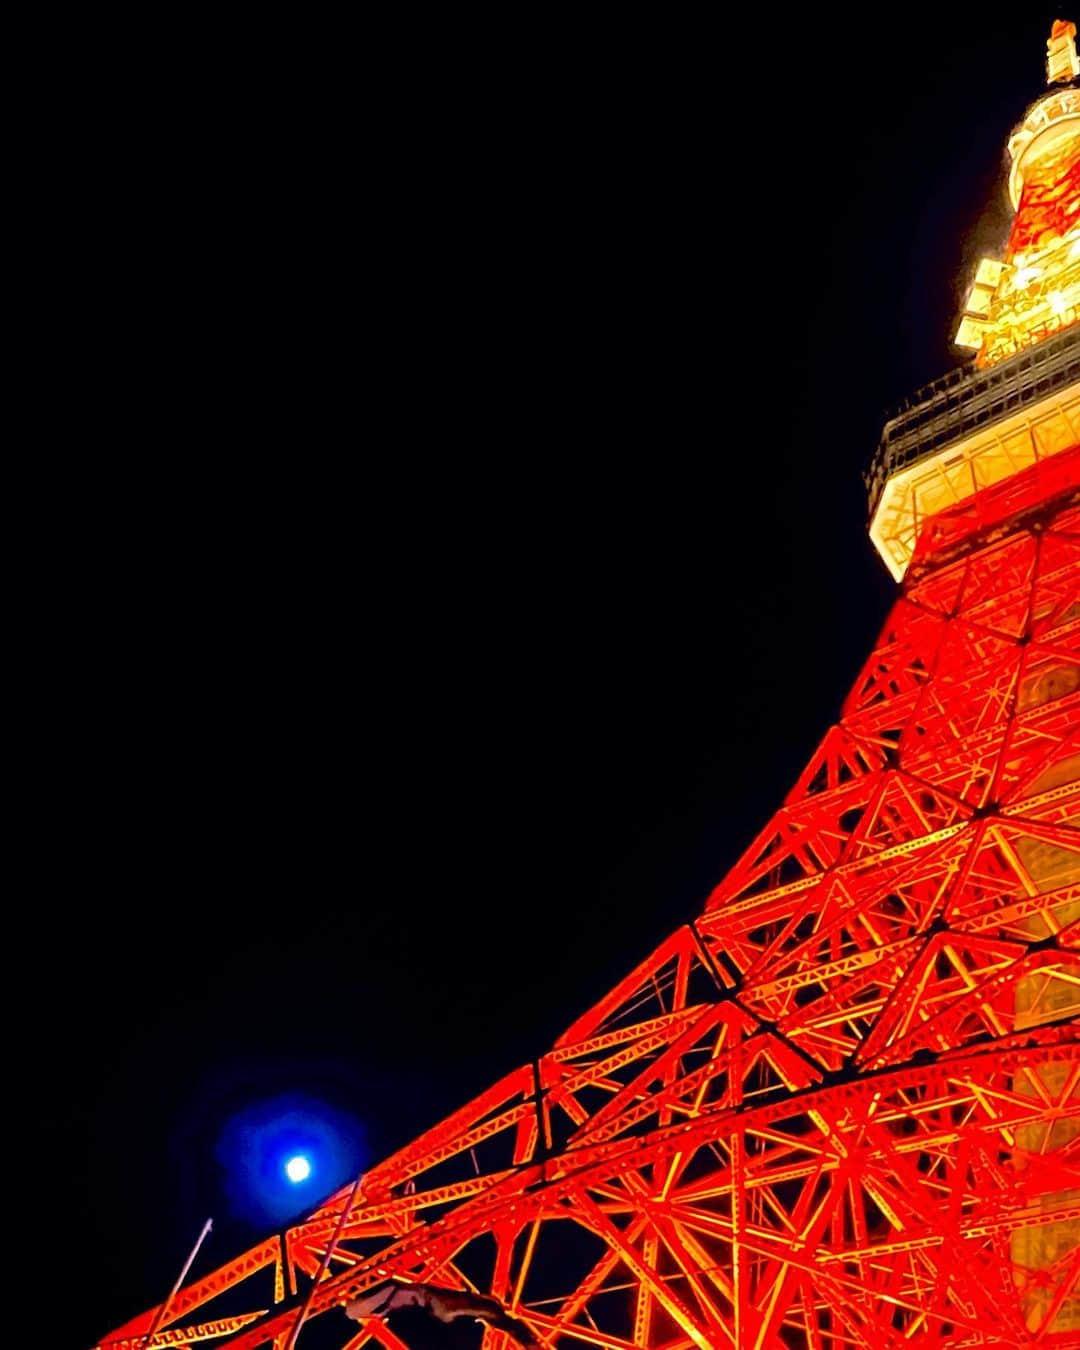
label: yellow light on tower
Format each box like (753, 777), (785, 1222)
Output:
(966, 257), (1005, 317)
(954, 316), (987, 350)
(975, 258), (1005, 288)
(1047, 19), (1079, 84)
(954, 257), (1004, 346)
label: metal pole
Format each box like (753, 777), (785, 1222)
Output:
(138, 1217), (213, 1349)
(284, 1172), (365, 1350)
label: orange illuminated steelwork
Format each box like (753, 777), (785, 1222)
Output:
(98, 24), (1079, 1350)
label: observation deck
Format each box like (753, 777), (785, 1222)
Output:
(866, 329), (1080, 580)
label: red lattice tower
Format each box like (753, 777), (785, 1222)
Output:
(100, 27), (1080, 1350)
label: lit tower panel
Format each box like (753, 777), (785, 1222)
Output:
(99, 24), (1079, 1350)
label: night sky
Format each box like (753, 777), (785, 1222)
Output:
(42, 13), (1065, 1349)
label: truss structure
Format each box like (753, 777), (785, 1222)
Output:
(99, 28), (1079, 1350)
(97, 455), (1080, 1350)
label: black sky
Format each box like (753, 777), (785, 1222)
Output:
(40, 12), (1067, 1349)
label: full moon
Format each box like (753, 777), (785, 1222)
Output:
(285, 1155), (311, 1183)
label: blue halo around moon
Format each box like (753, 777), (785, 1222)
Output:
(215, 1092), (366, 1225)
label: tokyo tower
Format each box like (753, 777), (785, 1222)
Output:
(99, 22), (1080, 1350)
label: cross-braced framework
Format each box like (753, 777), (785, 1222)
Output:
(99, 28), (1080, 1350)
(98, 463), (1080, 1350)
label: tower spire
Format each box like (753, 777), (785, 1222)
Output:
(954, 23), (1080, 363)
